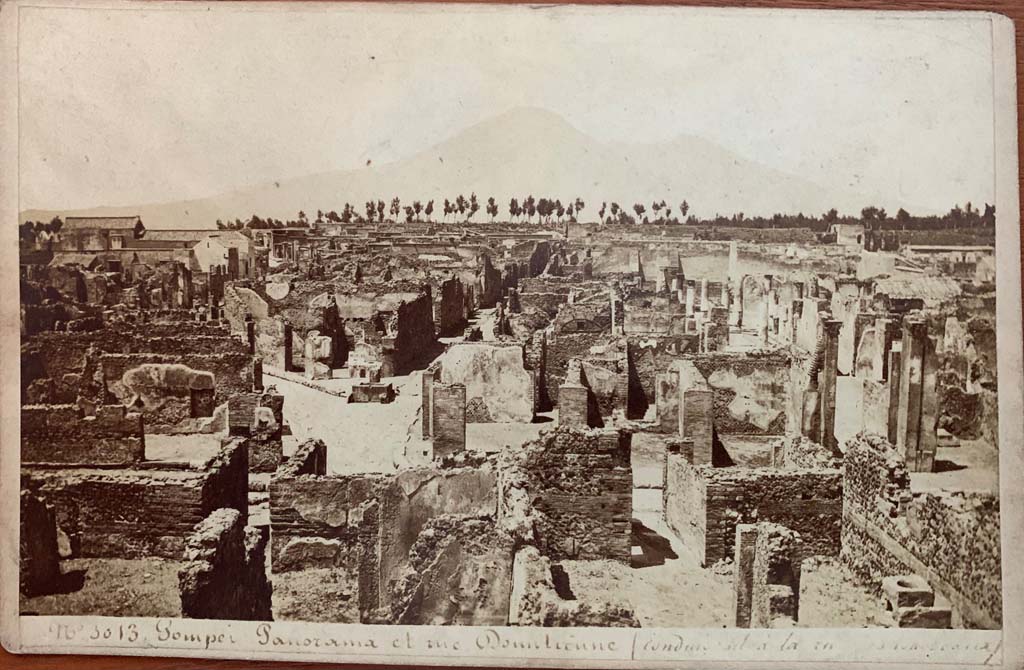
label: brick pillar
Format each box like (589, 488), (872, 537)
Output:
(685, 281), (696, 318)
(558, 384), (590, 428)
(820, 319), (842, 451)
(283, 321), (294, 372)
(245, 317), (256, 354)
(432, 382), (466, 458)
(227, 247), (240, 280)
(733, 524), (759, 628)
(681, 387), (713, 465)
(896, 319), (925, 468)
(897, 317), (936, 472)
(887, 343), (902, 443)
(421, 370), (434, 439)
(253, 357), (264, 391)
(699, 278), (709, 312)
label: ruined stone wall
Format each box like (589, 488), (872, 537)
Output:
(580, 357), (629, 418)
(770, 435), (838, 469)
(689, 353), (791, 435)
(23, 439), (247, 559)
(664, 452), (707, 557)
(841, 434), (1001, 628)
(437, 343), (534, 423)
(702, 467), (840, 564)
(628, 336), (700, 406)
(100, 352), (255, 432)
(390, 514), (513, 625)
(20, 491), (61, 596)
(178, 508), (272, 620)
(750, 523), (804, 628)
(375, 467), (498, 614)
(21, 404), (144, 465)
(508, 546), (639, 627)
(21, 325), (245, 405)
(269, 471), (384, 572)
(253, 315), (291, 370)
(506, 427), (632, 562)
(551, 301), (612, 335)
(518, 277), (573, 318)
(434, 276), (468, 336)
(664, 455), (840, 566)
(623, 309), (688, 336)
(392, 291), (438, 374)
(542, 332), (614, 410)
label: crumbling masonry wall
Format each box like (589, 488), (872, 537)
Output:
(22, 438), (248, 559)
(437, 343), (534, 423)
(689, 353), (792, 435)
(499, 427), (632, 562)
(841, 433), (1001, 629)
(20, 491), (62, 596)
(507, 546), (640, 627)
(178, 508), (272, 620)
(21, 404), (144, 465)
(664, 454), (840, 566)
(390, 514), (513, 626)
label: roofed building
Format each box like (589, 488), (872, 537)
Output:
(56, 216), (145, 252)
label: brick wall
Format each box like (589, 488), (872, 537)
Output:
(432, 383), (466, 457)
(268, 471), (384, 572)
(508, 427), (632, 562)
(100, 352), (255, 432)
(703, 467), (840, 564)
(23, 439), (248, 559)
(842, 433), (1001, 628)
(435, 277), (468, 336)
(664, 458), (840, 566)
(21, 404), (144, 465)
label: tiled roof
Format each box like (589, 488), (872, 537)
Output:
(62, 216), (142, 231)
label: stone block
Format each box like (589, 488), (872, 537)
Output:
(882, 574), (935, 610)
(895, 604), (952, 629)
(275, 537), (345, 572)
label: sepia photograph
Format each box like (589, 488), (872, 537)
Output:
(2, 1), (1021, 667)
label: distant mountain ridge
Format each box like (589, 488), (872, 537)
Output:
(20, 107), (924, 229)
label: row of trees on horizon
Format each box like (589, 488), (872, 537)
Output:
(16, 199), (996, 244)
(210, 198), (995, 233)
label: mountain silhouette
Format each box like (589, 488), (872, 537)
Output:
(20, 106), (916, 228)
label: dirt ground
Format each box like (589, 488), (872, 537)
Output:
(798, 557), (893, 627)
(20, 558), (183, 617)
(272, 568), (360, 623)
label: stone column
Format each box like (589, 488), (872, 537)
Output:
(283, 321), (294, 372)
(728, 240), (739, 286)
(896, 317), (936, 472)
(887, 343), (902, 444)
(820, 319), (842, 451)
(685, 281), (696, 318)
(699, 278), (709, 312)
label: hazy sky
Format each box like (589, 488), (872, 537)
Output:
(18, 3), (996, 213)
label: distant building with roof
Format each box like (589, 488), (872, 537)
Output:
(56, 216), (145, 252)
